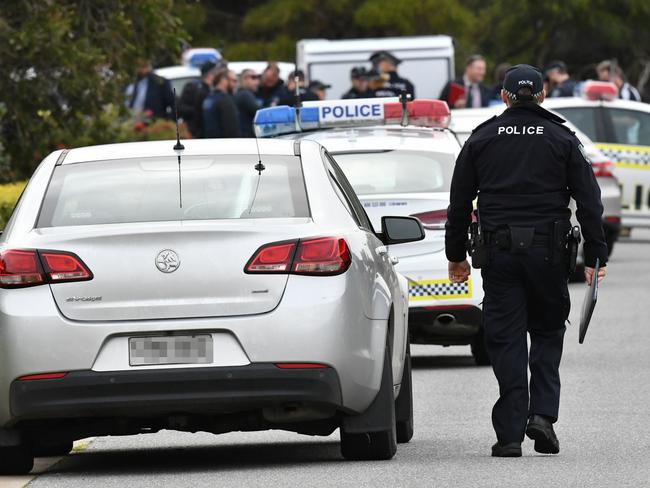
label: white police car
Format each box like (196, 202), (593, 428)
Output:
(254, 98), (490, 365)
(544, 81), (650, 232)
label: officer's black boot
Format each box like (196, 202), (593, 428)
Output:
(526, 414), (560, 454)
(491, 442), (522, 457)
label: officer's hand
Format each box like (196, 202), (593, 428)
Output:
(448, 260), (471, 283)
(585, 266), (606, 286)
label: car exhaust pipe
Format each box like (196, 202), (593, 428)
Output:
(435, 313), (456, 326)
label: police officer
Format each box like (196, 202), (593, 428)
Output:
(369, 51), (415, 98)
(342, 67), (372, 99)
(545, 61), (576, 97)
(445, 65), (608, 457)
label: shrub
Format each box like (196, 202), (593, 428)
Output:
(0, 181), (27, 230)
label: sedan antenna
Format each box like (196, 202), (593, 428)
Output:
(399, 90), (410, 127)
(294, 71), (303, 132)
(172, 88), (185, 208)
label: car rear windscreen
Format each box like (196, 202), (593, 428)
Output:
(38, 155), (309, 227)
(332, 150), (455, 195)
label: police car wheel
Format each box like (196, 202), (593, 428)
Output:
(340, 344), (397, 460)
(395, 341), (414, 443)
(471, 327), (491, 366)
(0, 444), (34, 475)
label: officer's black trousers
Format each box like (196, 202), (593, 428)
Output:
(481, 246), (569, 444)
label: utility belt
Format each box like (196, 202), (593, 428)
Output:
(468, 221), (581, 273)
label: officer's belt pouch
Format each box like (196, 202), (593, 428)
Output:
(508, 226), (535, 253)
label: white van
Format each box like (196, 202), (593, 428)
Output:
(297, 36), (454, 100)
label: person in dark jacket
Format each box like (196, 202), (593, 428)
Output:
(235, 69), (261, 137)
(178, 61), (217, 138)
(256, 62), (285, 107)
(545, 61), (576, 98)
(439, 55), (491, 109)
(276, 70), (318, 106)
(342, 67), (372, 99)
(127, 59), (175, 119)
(202, 69), (241, 138)
(446, 64), (607, 458)
(369, 51), (415, 98)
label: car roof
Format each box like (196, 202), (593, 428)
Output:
(154, 65), (200, 79)
(449, 105), (596, 147)
(61, 139), (301, 164)
(280, 126), (460, 153)
(543, 97), (650, 112)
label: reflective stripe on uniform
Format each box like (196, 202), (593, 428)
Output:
(595, 143), (650, 170)
(409, 278), (472, 301)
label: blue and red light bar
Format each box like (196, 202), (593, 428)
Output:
(582, 81), (618, 101)
(253, 98), (451, 137)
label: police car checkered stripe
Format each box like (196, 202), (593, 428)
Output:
(595, 144), (650, 168)
(409, 279), (472, 301)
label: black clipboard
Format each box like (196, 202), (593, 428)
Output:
(578, 258), (600, 344)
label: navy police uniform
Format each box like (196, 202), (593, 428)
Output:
(445, 65), (608, 448)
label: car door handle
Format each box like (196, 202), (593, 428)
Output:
(389, 256), (399, 265)
(376, 246), (388, 255)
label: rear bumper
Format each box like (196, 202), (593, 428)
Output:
(408, 306), (482, 345)
(10, 364), (343, 422)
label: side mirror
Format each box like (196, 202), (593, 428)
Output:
(380, 216), (425, 245)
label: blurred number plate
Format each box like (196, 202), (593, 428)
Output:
(129, 335), (213, 366)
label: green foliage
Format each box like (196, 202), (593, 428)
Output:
(0, 181), (27, 230)
(0, 0), (188, 179)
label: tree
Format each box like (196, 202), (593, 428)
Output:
(0, 0), (188, 179)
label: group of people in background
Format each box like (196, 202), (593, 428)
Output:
(125, 51), (644, 139)
(438, 55), (643, 109)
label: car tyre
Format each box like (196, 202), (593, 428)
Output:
(33, 439), (74, 457)
(471, 327), (491, 366)
(340, 344), (397, 460)
(0, 445), (34, 475)
(395, 341), (414, 443)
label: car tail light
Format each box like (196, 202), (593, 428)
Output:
(0, 250), (45, 288)
(292, 237), (351, 275)
(592, 161), (615, 178)
(604, 216), (621, 224)
(411, 209), (447, 230)
(17, 372), (68, 381)
(41, 251), (92, 282)
(0, 249), (92, 289)
(274, 363), (329, 369)
(245, 237), (351, 276)
(245, 241), (298, 273)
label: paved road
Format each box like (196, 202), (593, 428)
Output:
(17, 231), (650, 487)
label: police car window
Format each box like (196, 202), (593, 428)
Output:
(331, 150), (455, 195)
(38, 155), (309, 227)
(325, 153), (374, 231)
(551, 107), (599, 141)
(607, 108), (650, 146)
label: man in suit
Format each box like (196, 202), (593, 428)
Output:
(439, 55), (491, 109)
(127, 59), (175, 119)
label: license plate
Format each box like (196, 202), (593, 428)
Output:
(129, 335), (213, 366)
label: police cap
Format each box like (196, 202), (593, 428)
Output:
(369, 50), (401, 66)
(503, 64), (544, 101)
(308, 80), (331, 91)
(350, 66), (368, 79)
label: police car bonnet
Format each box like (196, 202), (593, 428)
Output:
(503, 64), (544, 100)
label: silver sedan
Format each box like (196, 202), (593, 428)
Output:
(0, 138), (424, 473)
